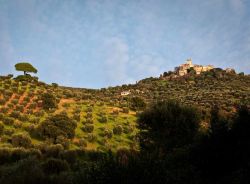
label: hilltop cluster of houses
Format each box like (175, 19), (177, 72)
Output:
(160, 59), (235, 79)
(175, 59), (214, 76)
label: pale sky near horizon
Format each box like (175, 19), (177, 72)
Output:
(0, 0), (249, 88)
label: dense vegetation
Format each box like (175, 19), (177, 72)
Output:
(0, 66), (249, 183)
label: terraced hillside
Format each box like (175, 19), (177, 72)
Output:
(0, 69), (249, 152)
(0, 76), (138, 151)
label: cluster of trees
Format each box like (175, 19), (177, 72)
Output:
(0, 100), (249, 183)
(37, 113), (77, 144)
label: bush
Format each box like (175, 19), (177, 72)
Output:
(113, 125), (123, 135)
(55, 136), (70, 149)
(0, 122), (4, 135)
(3, 117), (15, 125)
(82, 124), (94, 133)
(37, 114), (77, 142)
(11, 133), (32, 148)
(72, 114), (80, 121)
(87, 133), (96, 142)
(28, 102), (37, 109)
(11, 99), (19, 104)
(129, 96), (146, 110)
(123, 126), (133, 134)
(0, 113), (4, 120)
(42, 158), (69, 175)
(103, 129), (113, 139)
(0, 107), (9, 113)
(138, 100), (201, 154)
(83, 118), (93, 124)
(0, 99), (6, 105)
(86, 112), (92, 119)
(10, 111), (21, 119)
(43, 144), (64, 158)
(76, 138), (87, 148)
(99, 116), (108, 123)
(15, 105), (24, 112)
(41, 93), (58, 110)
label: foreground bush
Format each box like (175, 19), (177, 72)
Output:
(11, 133), (32, 148)
(37, 114), (77, 142)
(138, 100), (201, 154)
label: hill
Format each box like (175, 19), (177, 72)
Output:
(0, 68), (249, 152)
(0, 75), (138, 151)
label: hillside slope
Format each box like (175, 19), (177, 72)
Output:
(0, 69), (249, 151)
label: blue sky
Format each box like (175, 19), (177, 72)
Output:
(0, 0), (249, 88)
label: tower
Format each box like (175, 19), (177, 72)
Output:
(186, 58), (193, 67)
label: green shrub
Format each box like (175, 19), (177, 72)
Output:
(0, 113), (4, 120)
(87, 133), (96, 142)
(0, 122), (4, 135)
(11, 133), (32, 148)
(83, 118), (93, 124)
(123, 126), (134, 134)
(55, 136), (70, 149)
(37, 114), (77, 142)
(129, 96), (146, 110)
(0, 99), (6, 105)
(138, 100), (200, 153)
(103, 129), (113, 139)
(86, 112), (92, 118)
(82, 124), (94, 133)
(99, 116), (108, 123)
(15, 105), (24, 112)
(19, 114), (29, 122)
(113, 125), (123, 135)
(3, 117), (15, 125)
(11, 99), (19, 105)
(3, 128), (14, 136)
(72, 114), (80, 121)
(41, 93), (58, 110)
(42, 158), (69, 175)
(10, 111), (21, 119)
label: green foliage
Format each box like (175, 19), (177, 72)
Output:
(41, 158), (70, 175)
(82, 124), (94, 133)
(0, 122), (4, 135)
(3, 117), (15, 126)
(11, 133), (32, 148)
(41, 93), (58, 110)
(98, 115), (108, 123)
(38, 114), (77, 142)
(15, 62), (38, 74)
(138, 100), (201, 154)
(113, 125), (123, 135)
(129, 96), (146, 111)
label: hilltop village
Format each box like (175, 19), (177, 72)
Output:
(161, 59), (235, 79)
(175, 59), (214, 76)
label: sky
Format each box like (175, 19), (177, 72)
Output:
(0, 0), (249, 88)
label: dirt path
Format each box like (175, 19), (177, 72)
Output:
(4, 93), (17, 114)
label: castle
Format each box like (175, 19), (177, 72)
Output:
(175, 59), (214, 76)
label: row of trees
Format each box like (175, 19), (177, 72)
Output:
(0, 100), (249, 183)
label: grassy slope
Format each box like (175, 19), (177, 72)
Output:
(0, 71), (249, 151)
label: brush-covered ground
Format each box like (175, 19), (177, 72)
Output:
(0, 68), (249, 152)
(0, 76), (138, 152)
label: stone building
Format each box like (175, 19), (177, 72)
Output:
(175, 59), (214, 76)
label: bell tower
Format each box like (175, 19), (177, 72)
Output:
(186, 58), (193, 67)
